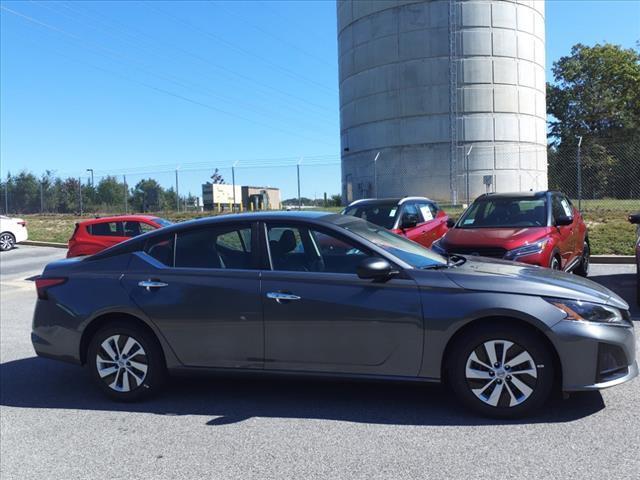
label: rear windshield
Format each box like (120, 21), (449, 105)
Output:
(458, 197), (547, 228)
(342, 203), (399, 230)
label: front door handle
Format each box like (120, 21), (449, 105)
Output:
(138, 280), (169, 291)
(266, 292), (301, 303)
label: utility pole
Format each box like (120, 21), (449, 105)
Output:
(78, 177), (83, 216)
(373, 151), (380, 198)
(4, 180), (7, 214)
(123, 175), (128, 213)
(86, 168), (94, 187)
(576, 136), (583, 211)
(232, 161), (238, 212)
(175, 168), (180, 212)
(297, 158), (302, 209)
(465, 146), (473, 205)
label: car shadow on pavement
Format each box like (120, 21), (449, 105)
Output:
(1, 357), (605, 426)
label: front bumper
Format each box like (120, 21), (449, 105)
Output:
(550, 318), (637, 391)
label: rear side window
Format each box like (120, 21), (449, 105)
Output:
(175, 225), (255, 270)
(89, 221), (124, 237)
(144, 234), (175, 266)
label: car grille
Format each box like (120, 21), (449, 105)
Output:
(449, 247), (507, 258)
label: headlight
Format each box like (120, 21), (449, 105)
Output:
(545, 298), (631, 327)
(504, 238), (550, 260)
(431, 239), (446, 254)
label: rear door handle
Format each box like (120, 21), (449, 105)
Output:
(266, 292), (301, 303)
(138, 280), (169, 291)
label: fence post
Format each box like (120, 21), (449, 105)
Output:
(78, 177), (83, 216)
(465, 146), (473, 205)
(175, 169), (180, 212)
(373, 152), (380, 198)
(124, 175), (128, 213)
(40, 181), (44, 213)
(577, 136), (583, 211)
(3, 180), (7, 214)
(297, 158), (302, 209)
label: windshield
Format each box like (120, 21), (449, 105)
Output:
(342, 203), (399, 230)
(152, 217), (174, 228)
(458, 197), (547, 228)
(330, 216), (448, 269)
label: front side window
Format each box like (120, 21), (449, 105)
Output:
(458, 197), (547, 228)
(342, 203), (399, 229)
(123, 221), (143, 237)
(175, 225), (254, 270)
(267, 223), (368, 274)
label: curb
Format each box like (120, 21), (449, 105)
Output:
(591, 255), (636, 265)
(21, 240), (67, 249)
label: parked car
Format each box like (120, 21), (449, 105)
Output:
(67, 215), (172, 257)
(629, 213), (640, 306)
(432, 191), (590, 275)
(0, 215), (28, 251)
(342, 197), (449, 248)
(32, 211), (636, 418)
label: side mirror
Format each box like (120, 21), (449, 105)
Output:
(357, 257), (398, 281)
(629, 213), (640, 224)
(400, 213), (419, 229)
(555, 215), (573, 227)
(446, 218), (456, 228)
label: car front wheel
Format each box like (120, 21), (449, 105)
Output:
(87, 323), (166, 401)
(0, 232), (15, 251)
(449, 324), (555, 418)
(574, 242), (590, 277)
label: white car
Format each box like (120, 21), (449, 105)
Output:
(0, 215), (29, 251)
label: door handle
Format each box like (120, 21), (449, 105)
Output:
(138, 280), (168, 291)
(266, 292), (301, 303)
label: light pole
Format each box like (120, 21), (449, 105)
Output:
(297, 158), (302, 209)
(465, 146), (473, 205)
(175, 168), (180, 212)
(86, 168), (94, 187)
(232, 161), (238, 211)
(373, 151), (380, 198)
(576, 136), (583, 211)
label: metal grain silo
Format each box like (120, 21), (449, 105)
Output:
(337, 0), (548, 204)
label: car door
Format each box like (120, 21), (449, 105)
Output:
(124, 223), (263, 369)
(415, 201), (448, 247)
(551, 195), (574, 268)
(260, 221), (423, 376)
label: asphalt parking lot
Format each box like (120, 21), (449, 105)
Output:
(1, 246), (639, 480)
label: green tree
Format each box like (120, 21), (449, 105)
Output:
(131, 178), (165, 212)
(547, 43), (640, 199)
(96, 176), (127, 210)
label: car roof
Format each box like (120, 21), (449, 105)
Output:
(477, 191), (551, 200)
(78, 214), (160, 225)
(347, 196), (432, 207)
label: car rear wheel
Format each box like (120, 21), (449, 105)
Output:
(574, 242), (590, 277)
(0, 232), (15, 251)
(448, 324), (555, 418)
(87, 323), (166, 401)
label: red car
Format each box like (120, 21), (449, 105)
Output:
(432, 191), (590, 275)
(342, 197), (449, 248)
(67, 215), (172, 258)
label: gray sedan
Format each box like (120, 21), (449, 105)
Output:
(31, 212), (637, 418)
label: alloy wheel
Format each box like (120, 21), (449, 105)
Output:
(0, 233), (14, 251)
(465, 340), (538, 408)
(96, 334), (148, 392)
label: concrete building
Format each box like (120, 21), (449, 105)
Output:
(242, 186), (281, 211)
(337, 0), (548, 204)
(202, 183), (242, 211)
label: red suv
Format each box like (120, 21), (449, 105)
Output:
(67, 215), (172, 257)
(432, 191), (590, 275)
(342, 197), (449, 248)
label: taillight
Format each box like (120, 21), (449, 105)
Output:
(17, 221), (26, 227)
(35, 277), (67, 300)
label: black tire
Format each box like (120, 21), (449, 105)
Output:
(0, 232), (15, 251)
(574, 241), (590, 277)
(448, 323), (555, 418)
(549, 254), (561, 271)
(87, 322), (166, 401)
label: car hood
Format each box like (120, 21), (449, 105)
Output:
(443, 227), (552, 249)
(435, 256), (628, 309)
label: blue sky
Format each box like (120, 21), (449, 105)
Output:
(1, 0), (639, 200)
